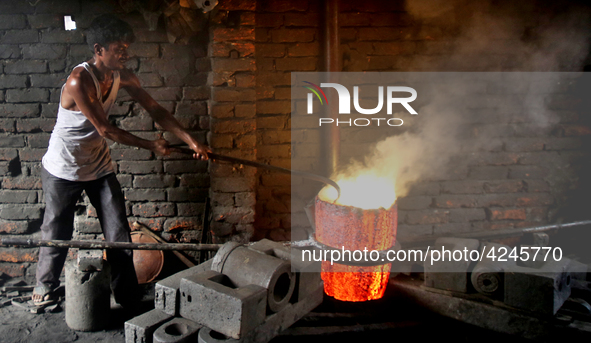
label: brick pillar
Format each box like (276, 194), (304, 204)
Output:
(208, 0), (257, 243)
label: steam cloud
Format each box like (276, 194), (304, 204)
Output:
(329, 0), (591, 203)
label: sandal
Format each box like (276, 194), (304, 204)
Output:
(32, 286), (57, 306)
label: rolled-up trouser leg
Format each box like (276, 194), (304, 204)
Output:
(85, 173), (139, 306)
(36, 167), (84, 291)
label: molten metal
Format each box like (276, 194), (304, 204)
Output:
(315, 197), (397, 302)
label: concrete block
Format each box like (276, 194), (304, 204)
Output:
(77, 249), (104, 272)
(125, 309), (173, 343)
(216, 244), (295, 312)
(153, 317), (202, 343)
(249, 239), (323, 302)
(504, 259), (572, 315)
(424, 237), (480, 292)
(179, 270), (267, 339)
(154, 259), (212, 315)
(200, 282), (324, 343)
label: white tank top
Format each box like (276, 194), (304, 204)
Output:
(42, 62), (120, 181)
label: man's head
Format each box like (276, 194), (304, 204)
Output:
(86, 14), (135, 69)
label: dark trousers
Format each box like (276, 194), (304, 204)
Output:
(36, 167), (139, 305)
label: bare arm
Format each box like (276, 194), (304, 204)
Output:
(121, 70), (210, 159)
(64, 69), (170, 155)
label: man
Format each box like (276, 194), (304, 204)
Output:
(32, 14), (209, 307)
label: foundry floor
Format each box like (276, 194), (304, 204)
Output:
(0, 277), (531, 343)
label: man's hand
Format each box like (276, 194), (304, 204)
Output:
(150, 137), (172, 156)
(191, 141), (211, 160)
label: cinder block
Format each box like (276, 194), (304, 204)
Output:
(155, 260), (212, 315)
(153, 317), (202, 343)
(423, 237), (480, 292)
(77, 249), (104, 272)
(125, 309), (173, 343)
(179, 270), (267, 339)
(504, 259), (572, 315)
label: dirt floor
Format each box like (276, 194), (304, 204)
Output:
(0, 282), (154, 343)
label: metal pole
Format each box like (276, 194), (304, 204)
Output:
(0, 238), (222, 251)
(323, 0), (340, 176)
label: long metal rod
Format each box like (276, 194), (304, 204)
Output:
(400, 219), (591, 247)
(323, 0), (340, 176)
(0, 238), (222, 251)
(171, 146), (341, 198)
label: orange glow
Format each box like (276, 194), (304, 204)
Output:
(319, 173), (396, 210)
(315, 198), (397, 302)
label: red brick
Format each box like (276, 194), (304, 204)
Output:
(235, 73), (256, 88)
(271, 28), (315, 43)
(257, 43), (286, 57)
(218, 0), (256, 11)
(284, 13), (319, 27)
(372, 41), (416, 55)
(406, 210), (448, 225)
(261, 130), (291, 144)
(261, 174), (290, 187)
(212, 119), (255, 134)
(488, 208), (526, 220)
(211, 42), (255, 58)
(255, 27), (270, 42)
(257, 57), (275, 71)
(508, 166), (547, 179)
(211, 177), (255, 192)
(262, 1), (308, 12)
(287, 42), (319, 57)
(257, 72), (290, 86)
(434, 195), (477, 208)
(441, 181), (484, 194)
(19, 149), (45, 162)
(213, 28), (255, 42)
(515, 194), (554, 207)
(0, 248), (38, 262)
(0, 263), (25, 278)
(358, 27), (403, 41)
(257, 100), (291, 114)
(235, 104), (256, 118)
(257, 116), (286, 129)
(212, 88), (256, 102)
(0, 220), (28, 234)
(258, 145), (290, 158)
(212, 58), (255, 73)
(2, 176), (42, 189)
(211, 104), (234, 118)
(235, 134), (256, 149)
(371, 13), (413, 27)
(240, 12), (256, 25)
(256, 13), (284, 27)
(275, 57), (317, 71)
(16, 119), (54, 132)
(524, 180), (550, 192)
(339, 13), (372, 26)
(484, 180), (525, 193)
(132, 203), (175, 217)
(256, 86), (275, 100)
(210, 134), (233, 149)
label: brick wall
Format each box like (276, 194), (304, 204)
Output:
(254, 0), (321, 241)
(254, 0), (591, 245)
(208, 0), (257, 243)
(0, 0), (590, 280)
(0, 0), (210, 279)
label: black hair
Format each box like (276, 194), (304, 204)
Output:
(86, 14), (135, 52)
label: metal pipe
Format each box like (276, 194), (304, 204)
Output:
(323, 0), (340, 176)
(171, 146), (341, 199)
(0, 238), (222, 251)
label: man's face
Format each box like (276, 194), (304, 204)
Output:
(99, 41), (130, 70)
